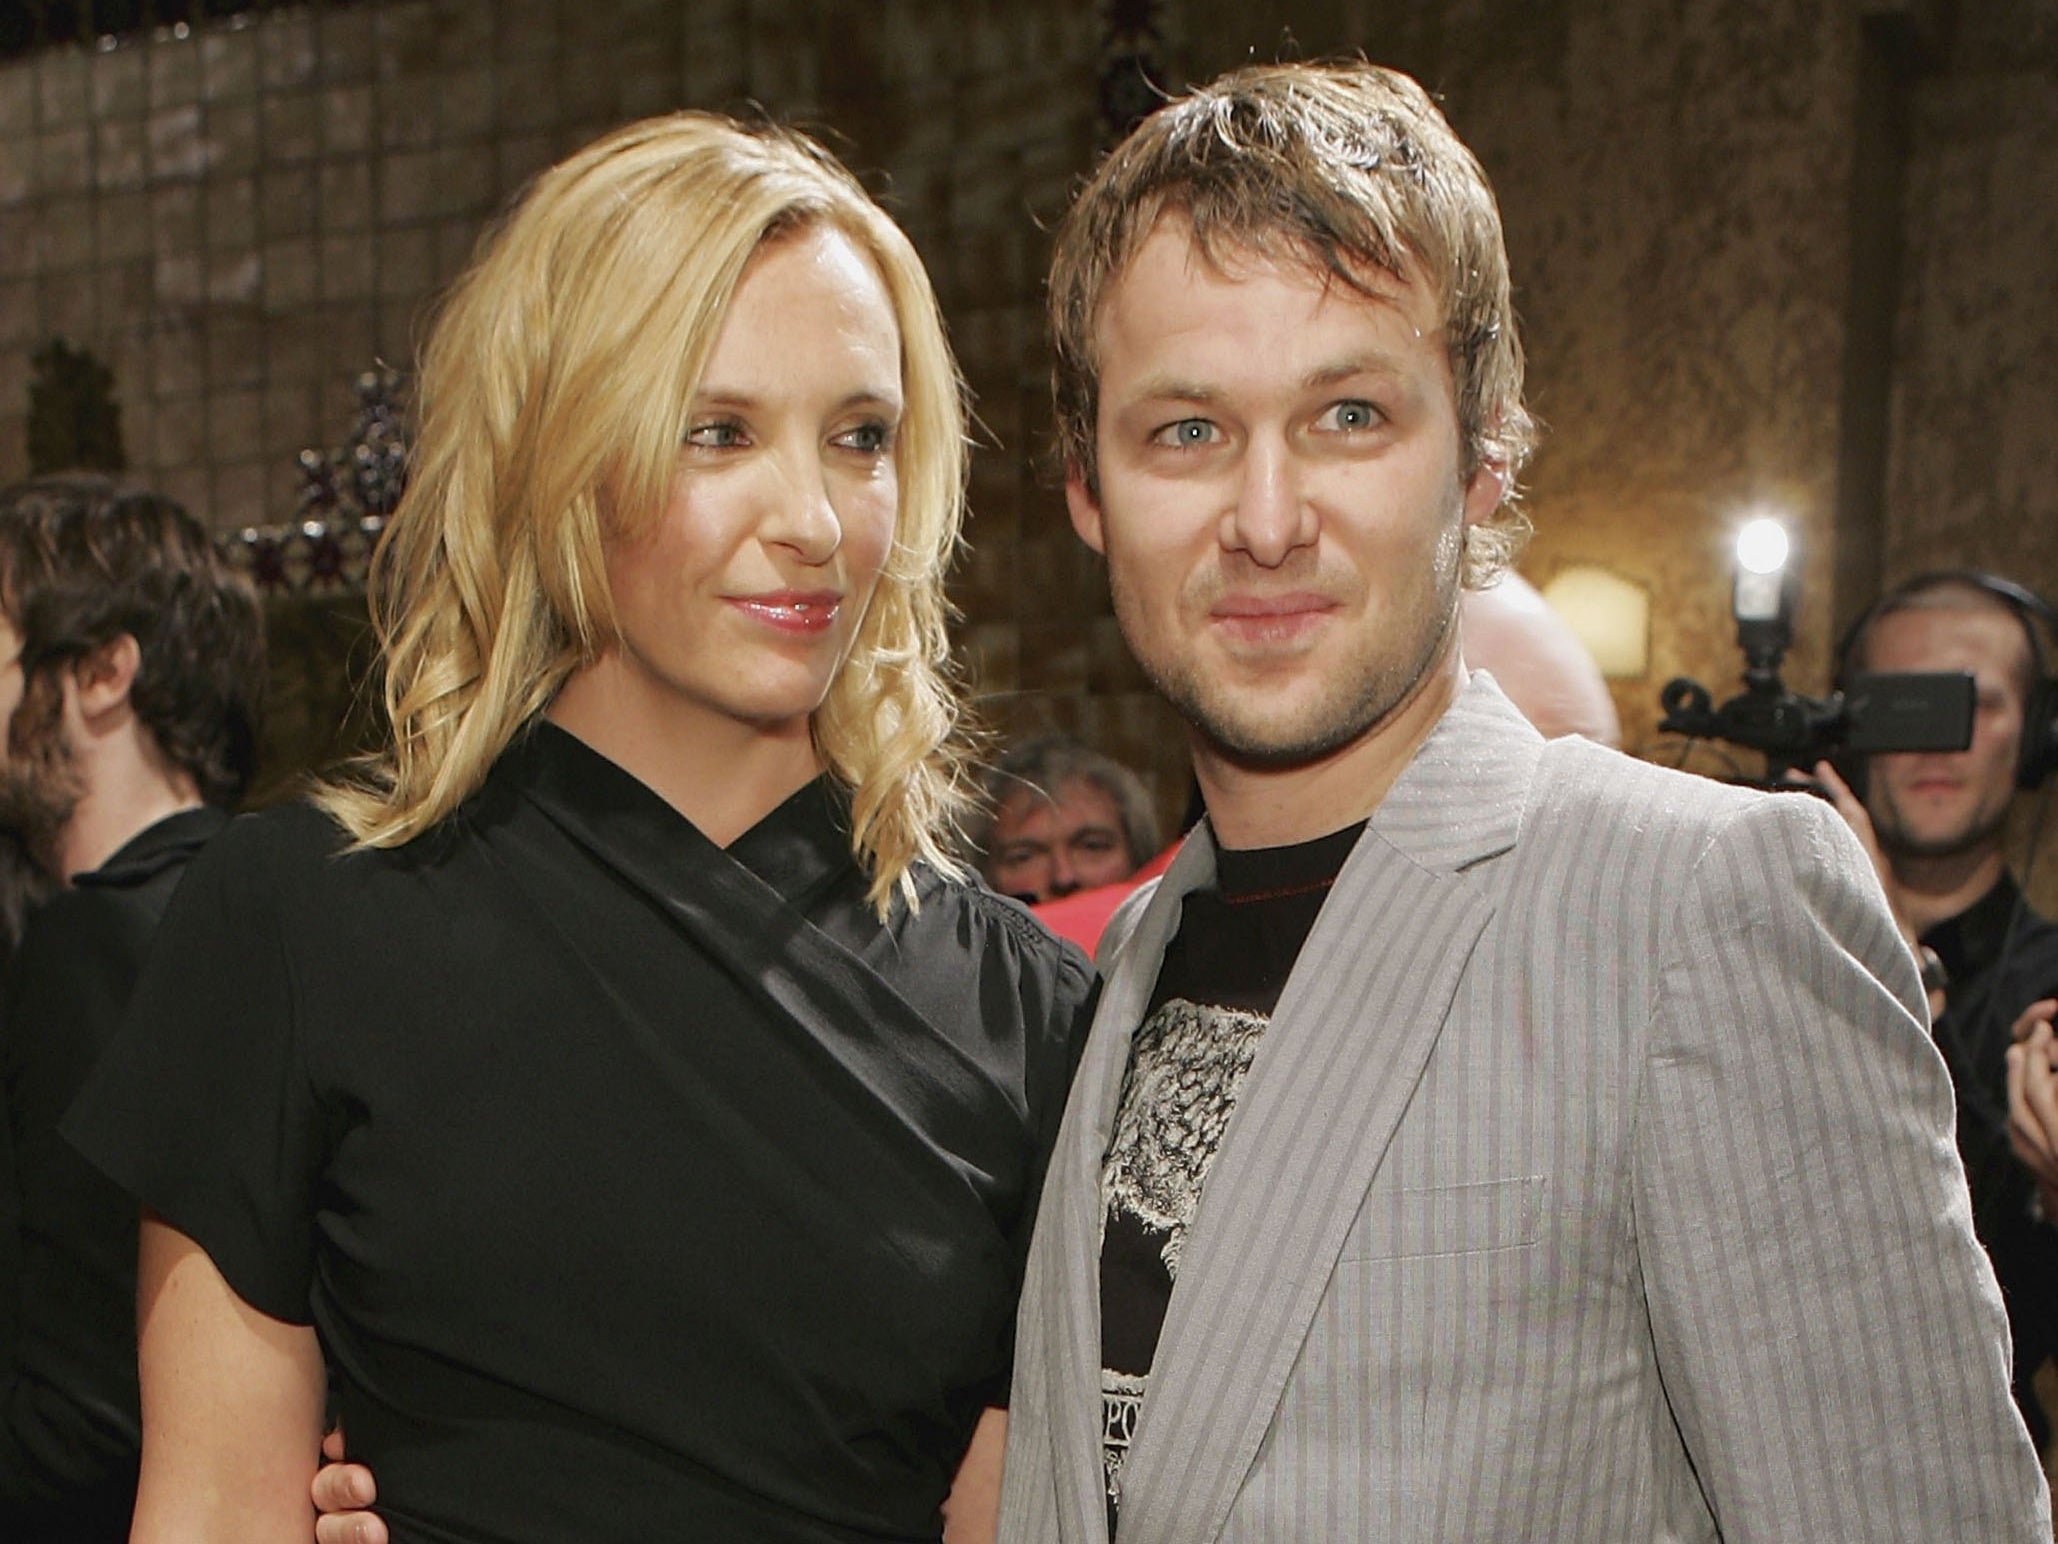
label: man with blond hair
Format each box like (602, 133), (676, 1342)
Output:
(999, 60), (2047, 1541)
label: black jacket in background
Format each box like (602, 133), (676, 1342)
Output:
(1924, 870), (2058, 1452)
(0, 807), (226, 1542)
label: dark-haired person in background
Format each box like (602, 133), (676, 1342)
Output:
(0, 473), (265, 1541)
(975, 735), (1163, 907)
(1814, 570), (2058, 1451)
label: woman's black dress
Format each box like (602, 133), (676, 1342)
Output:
(64, 724), (1096, 1543)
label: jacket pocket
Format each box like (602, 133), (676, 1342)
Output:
(1340, 1174), (1546, 1261)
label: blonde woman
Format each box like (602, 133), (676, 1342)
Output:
(65, 115), (1093, 1544)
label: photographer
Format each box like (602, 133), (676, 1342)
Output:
(1817, 571), (2058, 1450)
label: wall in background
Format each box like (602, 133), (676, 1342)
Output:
(0, 0), (2052, 872)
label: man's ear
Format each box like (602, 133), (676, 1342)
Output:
(1460, 458), (1509, 528)
(1064, 469), (1107, 555)
(69, 634), (142, 722)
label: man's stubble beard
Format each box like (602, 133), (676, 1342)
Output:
(0, 672), (83, 878)
(1873, 796), (2011, 866)
(1111, 517), (1466, 773)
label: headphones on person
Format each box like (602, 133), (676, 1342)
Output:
(1833, 569), (2058, 791)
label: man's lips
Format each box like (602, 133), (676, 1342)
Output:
(728, 591), (842, 634)
(1209, 592), (1337, 642)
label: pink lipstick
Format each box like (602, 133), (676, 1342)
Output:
(730, 591), (842, 635)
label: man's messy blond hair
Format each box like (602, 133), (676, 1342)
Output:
(1049, 59), (1536, 586)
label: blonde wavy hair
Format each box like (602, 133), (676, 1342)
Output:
(1050, 59), (1537, 587)
(318, 113), (975, 910)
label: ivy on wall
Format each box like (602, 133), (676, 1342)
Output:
(1099, 0), (1169, 144)
(26, 338), (125, 475)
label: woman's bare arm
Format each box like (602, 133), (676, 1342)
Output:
(131, 1214), (327, 1543)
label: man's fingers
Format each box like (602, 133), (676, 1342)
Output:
(311, 1458), (387, 1544)
(1811, 759), (1854, 805)
(2025, 1028), (2058, 1143)
(314, 1514), (389, 1544)
(2009, 997), (2057, 1044)
(321, 1425), (347, 1462)
(1811, 760), (1868, 831)
(1810, 761), (1900, 898)
(2007, 1026), (2058, 1187)
(311, 1458), (377, 1511)
(2007, 1044), (2037, 1163)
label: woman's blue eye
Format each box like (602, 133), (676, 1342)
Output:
(685, 421), (745, 448)
(838, 421), (893, 453)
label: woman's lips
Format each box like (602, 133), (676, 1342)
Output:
(729, 592), (842, 634)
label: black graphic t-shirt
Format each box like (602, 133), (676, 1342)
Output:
(1098, 820), (1364, 1528)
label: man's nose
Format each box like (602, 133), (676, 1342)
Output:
(1046, 850), (1080, 899)
(1222, 435), (1317, 567)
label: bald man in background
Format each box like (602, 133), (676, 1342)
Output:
(1460, 571), (1621, 747)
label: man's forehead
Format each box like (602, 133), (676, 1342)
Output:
(999, 776), (1118, 821)
(1090, 216), (1449, 372)
(1868, 603), (2032, 675)
(1108, 209), (1437, 325)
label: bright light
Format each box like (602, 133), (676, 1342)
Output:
(1735, 518), (1790, 576)
(1540, 566), (1650, 680)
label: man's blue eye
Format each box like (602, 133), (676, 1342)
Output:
(1155, 419), (1215, 447)
(1323, 400), (1379, 432)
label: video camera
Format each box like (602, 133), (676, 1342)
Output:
(1656, 518), (1973, 784)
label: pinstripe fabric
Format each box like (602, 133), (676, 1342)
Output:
(999, 675), (2051, 1544)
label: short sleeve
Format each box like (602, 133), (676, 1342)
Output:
(60, 812), (330, 1326)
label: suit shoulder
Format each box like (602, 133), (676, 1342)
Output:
(1531, 736), (1779, 830)
(1518, 739), (1860, 903)
(15, 882), (135, 952)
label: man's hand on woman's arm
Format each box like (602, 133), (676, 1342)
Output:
(312, 1425), (385, 1544)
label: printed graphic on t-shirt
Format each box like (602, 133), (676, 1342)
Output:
(1099, 995), (1267, 1510)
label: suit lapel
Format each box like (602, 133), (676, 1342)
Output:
(1114, 678), (1542, 1543)
(1039, 834), (1219, 1540)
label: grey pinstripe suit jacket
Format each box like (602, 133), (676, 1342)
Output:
(998, 676), (2051, 1543)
